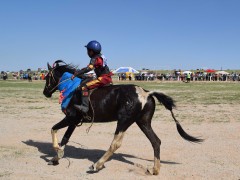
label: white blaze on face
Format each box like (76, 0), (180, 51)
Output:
(135, 86), (149, 109)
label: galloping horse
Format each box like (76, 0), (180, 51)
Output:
(43, 60), (203, 175)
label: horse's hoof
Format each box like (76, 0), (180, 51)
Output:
(48, 159), (59, 166)
(145, 169), (152, 175)
(87, 165), (98, 174)
(48, 157), (59, 166)
(146, 168), (159, 175)
(89, 165), (95, 171)
(89, 164), (105, 172)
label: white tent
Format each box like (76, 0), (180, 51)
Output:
(215, 71), (229, 75)
(183, 71), (192, 74)
(112, 67), (139, 74)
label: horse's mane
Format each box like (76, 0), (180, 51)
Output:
(52, 60), (77, 74)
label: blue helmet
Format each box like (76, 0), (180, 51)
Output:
(85, 40), (101, 53)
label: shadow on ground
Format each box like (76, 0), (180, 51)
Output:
(22, 139), (179, 166)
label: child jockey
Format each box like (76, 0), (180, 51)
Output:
(71, 40), (113, 113)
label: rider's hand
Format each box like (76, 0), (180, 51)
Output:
(71, 70), (79, 80)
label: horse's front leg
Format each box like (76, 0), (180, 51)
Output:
(51, 116), (69, 150)
(51, 129), (60, 151)
(49, 116), (76, 165)
(57, 124), (77, 158)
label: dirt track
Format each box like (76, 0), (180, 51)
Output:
(1, 90), (240, 180)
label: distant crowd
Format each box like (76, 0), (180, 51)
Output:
(0, 70), (47, 81)
(1, 70), (240, 82)
(117, 72), (240, 82)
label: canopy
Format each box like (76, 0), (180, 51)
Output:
(215, 71), (229, 75)
(113, 67), (139, 74)
(183, 71), (192, 74)
(205, 69), (216, 73)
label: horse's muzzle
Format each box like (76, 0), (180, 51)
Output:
(43, 89), (52, 98)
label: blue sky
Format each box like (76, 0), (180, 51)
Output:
(0, 0), (239, 71)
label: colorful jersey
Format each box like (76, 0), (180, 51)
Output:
(88, 54), (111, 77)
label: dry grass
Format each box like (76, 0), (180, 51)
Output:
(0, 80), (240, 179)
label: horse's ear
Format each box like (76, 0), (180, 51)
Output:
(47, 63), (52, 70)
(55, 60), (65, 64)
(52, 60), (66, 68)
(55, 60), (66, 66)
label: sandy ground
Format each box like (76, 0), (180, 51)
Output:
(0, 92), (240, 179)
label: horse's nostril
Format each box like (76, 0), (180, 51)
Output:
(43, 89), (51, 98)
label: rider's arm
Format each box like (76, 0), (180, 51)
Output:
(72, 64), (94, 79)
(94, 57), (103, 68)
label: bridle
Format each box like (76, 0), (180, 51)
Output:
(45, 68), (72, 94)
(45, 68), (58, 93)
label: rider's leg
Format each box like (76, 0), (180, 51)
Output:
(74, 76), (112, 113)
(74, 86), (89, 113)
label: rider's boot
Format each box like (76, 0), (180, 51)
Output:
(74, 88), (89, 113)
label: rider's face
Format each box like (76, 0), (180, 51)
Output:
(87, 49), (94, 58)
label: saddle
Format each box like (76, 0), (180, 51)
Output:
(70, 77), (113, 122)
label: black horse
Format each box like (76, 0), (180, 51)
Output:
(43, 60), (203, 175)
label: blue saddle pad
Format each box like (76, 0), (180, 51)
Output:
(58, 72), (82, 110)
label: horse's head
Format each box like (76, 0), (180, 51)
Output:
(43, 63), (59, 97)
(43, 60), (76, 98)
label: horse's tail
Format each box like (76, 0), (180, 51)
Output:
(149, 91), (203, 143)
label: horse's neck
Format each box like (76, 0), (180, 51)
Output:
(55, 66), (74, 83)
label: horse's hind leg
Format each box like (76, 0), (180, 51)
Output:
(136, 118), (161, 175)
(90, 120), (134, 172)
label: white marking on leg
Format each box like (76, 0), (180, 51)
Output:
(153, 156), (160, 175)
(93, 132), (125, 170)
(51, 129), (59, 149)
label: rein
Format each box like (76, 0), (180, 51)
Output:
(45, 65), (95, 132)
(85, 90), (95, 133)
(49, 78), (72, 93)
(45, 68), (72, 93)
